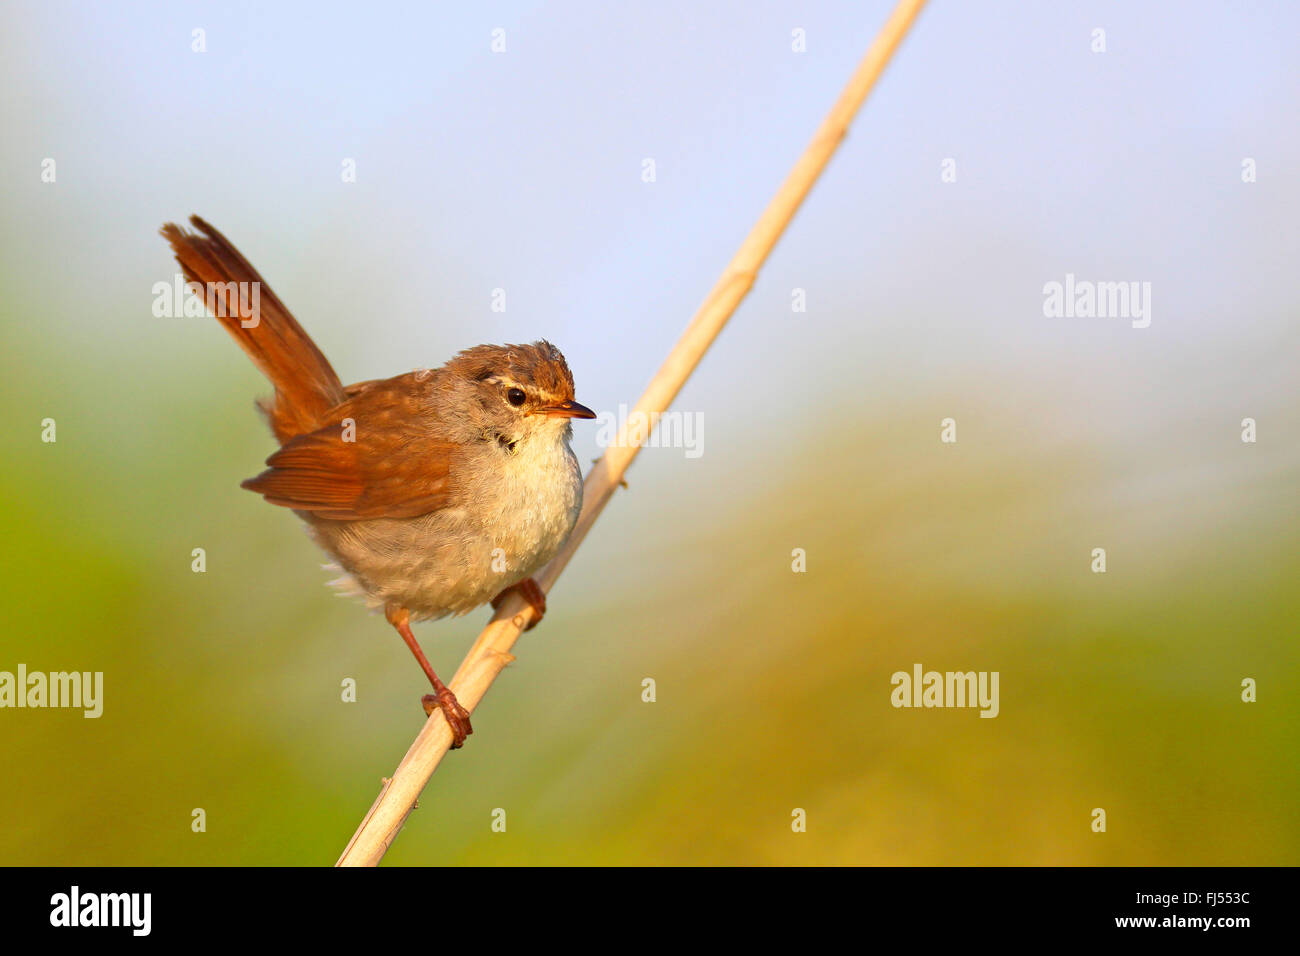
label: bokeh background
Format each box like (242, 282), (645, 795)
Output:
(2, 1), (1297, 865)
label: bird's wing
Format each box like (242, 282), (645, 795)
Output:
(241, 374), (456, 520)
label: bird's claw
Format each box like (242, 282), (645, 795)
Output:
(422, 690), (473, 748)
(491, 577), (547, 631)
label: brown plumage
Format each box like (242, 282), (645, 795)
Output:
(161, 215), (597, 748)
(160, 216), (345, 442)
(240, 378), (456, 520)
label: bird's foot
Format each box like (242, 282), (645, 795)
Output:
(422, 690), (473, 749)
(491, 577), (547, 631)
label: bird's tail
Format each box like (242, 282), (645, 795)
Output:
(161, 215), (346, 442)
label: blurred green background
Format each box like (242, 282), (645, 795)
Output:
(2, 1), (1297, 865)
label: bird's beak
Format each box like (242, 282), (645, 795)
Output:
(536, 399), (597, 420)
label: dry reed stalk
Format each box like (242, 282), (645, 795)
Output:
(336, 0), (928, 866)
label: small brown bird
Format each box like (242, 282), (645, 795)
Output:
(162, 216), (595, 748)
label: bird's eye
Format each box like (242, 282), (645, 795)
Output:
(507, 387), (527, 407)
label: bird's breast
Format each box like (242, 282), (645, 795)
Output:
(481, 433), (584, 569)
(306, 433), (584, 620)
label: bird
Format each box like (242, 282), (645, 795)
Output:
(161, 215), (596, 748)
